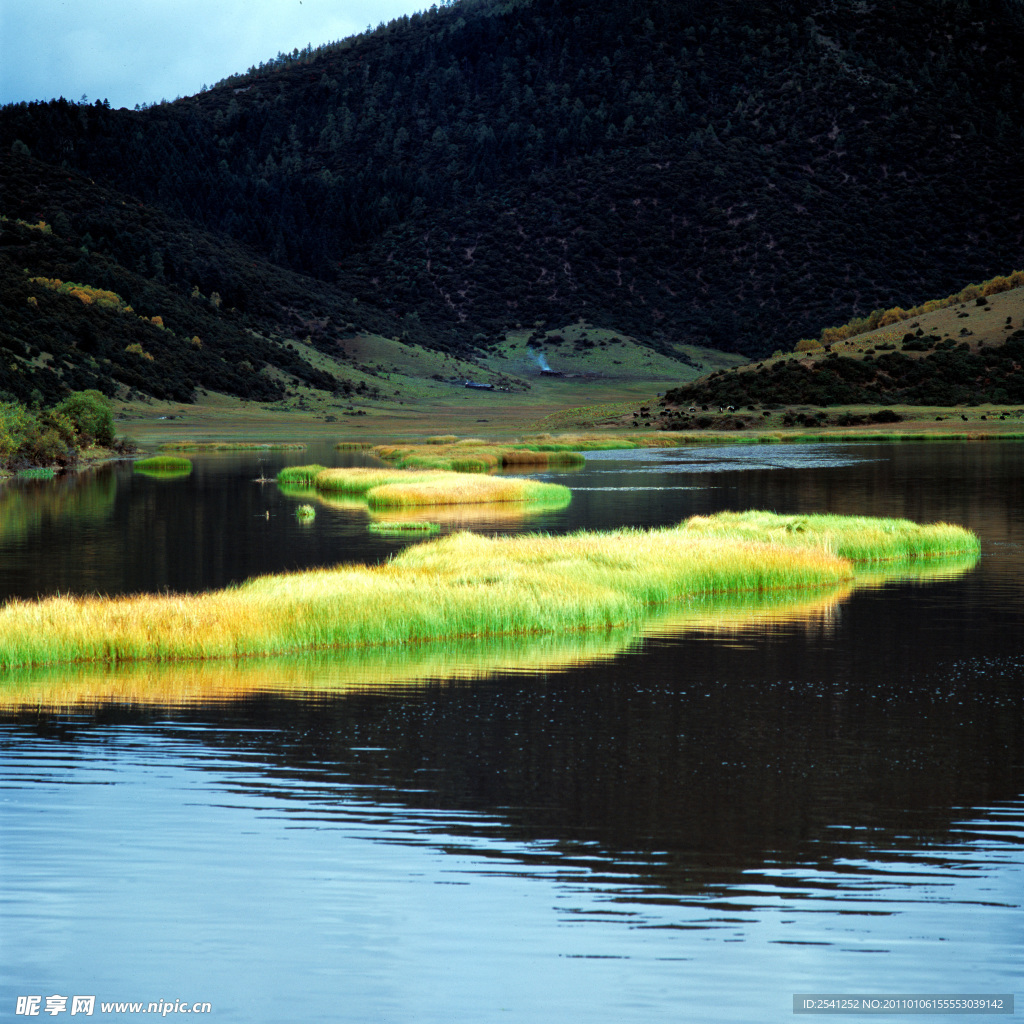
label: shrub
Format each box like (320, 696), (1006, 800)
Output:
(53, 390), (115, 447)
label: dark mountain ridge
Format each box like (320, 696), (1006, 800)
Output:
(3, 0), (1024, 370)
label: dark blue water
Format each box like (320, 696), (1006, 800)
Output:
(1, 443), (1022, 1022)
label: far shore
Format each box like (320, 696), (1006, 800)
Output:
(4, 398), (1024, 481)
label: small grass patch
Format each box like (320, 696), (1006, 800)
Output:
(295, 504), (316, 521)
(313, 467), (571, 508)
(0, 512), (978, 671)
(15, 467), (56, 480)
(160, 442), (306, 451)
(134, 456), (192, 474)
(276, 464), (328, 486)
(367, 520), (441, 535)
(373, 441), (586, 472)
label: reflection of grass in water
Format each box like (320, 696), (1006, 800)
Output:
(853, 552), (981, 588)
(369, 503), (556, 527)
(0, 469), (118, 547)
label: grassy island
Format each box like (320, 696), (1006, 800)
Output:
(368, 440), (586, 473)
(0, 512), (977, 670)
(133, 455), (192, 475)
(278, 465), (572, 509)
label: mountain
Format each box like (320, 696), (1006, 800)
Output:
(3, 0), (1024, 387)
(656, 277), (1024, 426)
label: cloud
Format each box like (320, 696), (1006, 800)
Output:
(1, 0), (423, 109)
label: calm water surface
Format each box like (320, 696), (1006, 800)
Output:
(1, 442), (1022, 1022)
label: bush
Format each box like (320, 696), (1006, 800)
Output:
(53, 389), (115, 446)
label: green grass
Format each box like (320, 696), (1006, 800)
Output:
(295, 504), (316, 521)
(276, 464), (328, 486)
(681, 511), (981, 563)
(373, 441), (586, 472)
(367, 520), (441, 535)
(15, 467), (56, 480)
(159, 442), (306, 451)
(0, 512), (978, 670)
(312, 467), (572, 508)
(134, 456), (192, 474)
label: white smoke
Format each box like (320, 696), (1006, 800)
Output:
(528, 348), (552, 372)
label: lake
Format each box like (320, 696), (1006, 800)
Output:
(1, 442), (1021, 1022)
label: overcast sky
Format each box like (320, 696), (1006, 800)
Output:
(1, 0), (426, 110)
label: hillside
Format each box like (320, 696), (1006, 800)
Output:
(3, 0), (1024, 363)
(1, 154), (726, 417)
(656, 280), (1024, 429)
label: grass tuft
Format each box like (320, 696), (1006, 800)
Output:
(134, 456), (192, 474)
(276, 464), (328, 486)
(15, 467), (56, 480)
(295, 504), (316, 521)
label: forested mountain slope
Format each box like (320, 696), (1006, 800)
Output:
(3, 0), (1024, 362)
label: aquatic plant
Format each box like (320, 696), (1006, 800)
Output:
(15, 467), (56, 480)
(682, 511), (980, 563)
(160, 442), (306, 451)
(0, 512), (978, 671)
(314, 467), (571, 508)
(367, 520), (441, 535)
(134, 456), (192, 473)
(295, 504), (316, 521)
(372, 442), (586, 472)
(365, 475), (571, 509)
(276, 464), (328, 486)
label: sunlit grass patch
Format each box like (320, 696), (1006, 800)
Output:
(366, 475), (571, 509)
(0, 512), (979, 671)
(372, 441), (586, 472)
(134, 456), (192, 476)
(313, 467), (570, 508)
(160, 442), (306, 451)
(276, 464), (328, 486)
(15, 468), (56, 480)
(295, 504), (316, 521)
(334, 441), (373, 450)
(682, 511), (980, 563)
(314, 467), (425, 495)
(0, 587), (851, 710)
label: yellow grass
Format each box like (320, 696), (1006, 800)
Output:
(0, 513), (978, 672)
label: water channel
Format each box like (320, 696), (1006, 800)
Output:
(1, 442), (1021, 1022)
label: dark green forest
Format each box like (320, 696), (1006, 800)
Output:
(3, 0), (1024, 400)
